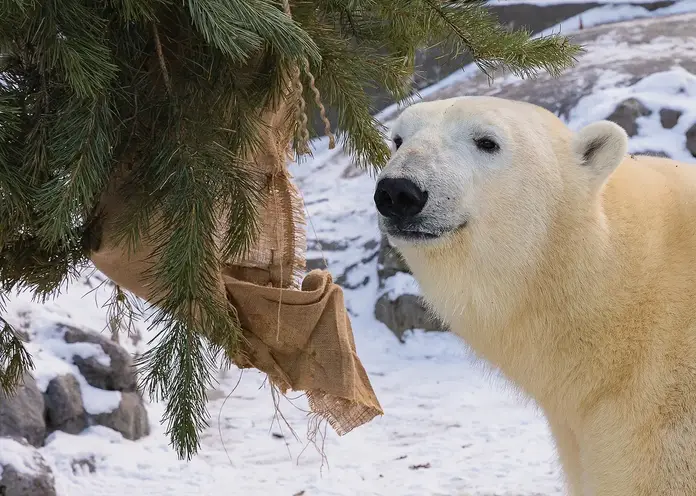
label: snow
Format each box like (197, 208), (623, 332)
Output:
(0, 438), (43, 478)
(2, 4), (696, 496)
(378, 271), (421, 299)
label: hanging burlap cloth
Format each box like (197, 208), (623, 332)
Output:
(87, 90), (383, 438)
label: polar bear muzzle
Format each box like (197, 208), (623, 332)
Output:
(373, 177), (444, 241)
(374, 177), (428, 219)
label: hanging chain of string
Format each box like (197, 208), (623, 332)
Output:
(281, 0), (336, 153)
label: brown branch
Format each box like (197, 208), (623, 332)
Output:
(152, 23), (173, 95)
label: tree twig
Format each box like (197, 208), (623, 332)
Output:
(152, 23), (173, 95)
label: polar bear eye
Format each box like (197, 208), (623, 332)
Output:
(474, 137), (499, 153)
(393, 135), (403, 150)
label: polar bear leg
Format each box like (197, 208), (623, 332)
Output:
(547, 418), (584, 496)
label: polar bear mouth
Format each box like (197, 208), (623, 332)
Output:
(386, 221), (468, 242)
(390, 229), (440, 241)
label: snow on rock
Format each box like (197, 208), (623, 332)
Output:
(570, 67), (696, 161)
(0, 438), (57, 496)
(0, 437), (48, 476)
(1, 276), (150, 452)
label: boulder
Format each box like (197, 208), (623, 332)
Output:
(377, 235), (411, 281)
(91, 392), (149, 441)
(375, 293), (444, 341)
(0, 374), (45, 448)
(605, 98), (652, 137)
(660, 108), (682, 129)
(44, 375), (87, 435)
(62, 326), (137, 392)
(686, 123), (696, 157)
(0, 438), (57, 496)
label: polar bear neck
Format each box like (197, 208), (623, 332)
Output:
(398, 196), (624, 413)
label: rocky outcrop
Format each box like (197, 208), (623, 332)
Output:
(63, 326), (137, 392)
(420, 14), (696, 124)
(0, 325), (149, 449)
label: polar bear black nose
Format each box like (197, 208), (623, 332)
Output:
(374, 178), (428, 219)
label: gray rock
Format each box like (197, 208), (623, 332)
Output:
(70, 456), (96, 475)
(660, 108), (682, 129)
(91, 392), (149, 441)
(62, 326), (137, 392)
(633, 150), (670, 158)
(375, 292), (445, 342)
(305, 258), (327, 271)
(377, 236), (411, 281)
(605, 98), (652, 137)
(374, 237), (445, 340)
(44, 375), (87, 435)
(0, 374), (46, 447)
(686, 123), (696, 157)
(0, 439), (57, 496)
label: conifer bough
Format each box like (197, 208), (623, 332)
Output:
(0, 0), (581, 459)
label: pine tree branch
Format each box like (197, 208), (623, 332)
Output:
(187, 0), (321, 64)
(0, 319), (34, 394)
(104, 284), (144, 342)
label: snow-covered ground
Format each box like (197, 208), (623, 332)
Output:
(4, 4), (696, 496)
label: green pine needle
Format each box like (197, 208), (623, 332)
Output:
(0, 319), (34, 394)
(104, 284), (144, 341)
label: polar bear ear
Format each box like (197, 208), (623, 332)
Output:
(572, 120), (628, 189)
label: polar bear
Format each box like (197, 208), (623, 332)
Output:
(373, 95), (696, 496)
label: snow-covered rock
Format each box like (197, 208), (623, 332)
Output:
(0, 438), (57, 496)
(91, 393), (149, 442)
(62, 326), (137, 393)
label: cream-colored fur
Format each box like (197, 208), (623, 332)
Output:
(376, 96), (696, 495)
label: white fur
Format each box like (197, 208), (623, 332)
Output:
(377, 96), (696, 495)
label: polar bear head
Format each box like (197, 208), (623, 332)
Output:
(374, 96), (628, 320)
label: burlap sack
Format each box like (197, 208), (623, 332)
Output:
(225, 270), (382, 434)
(87, 95), (383, 438)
